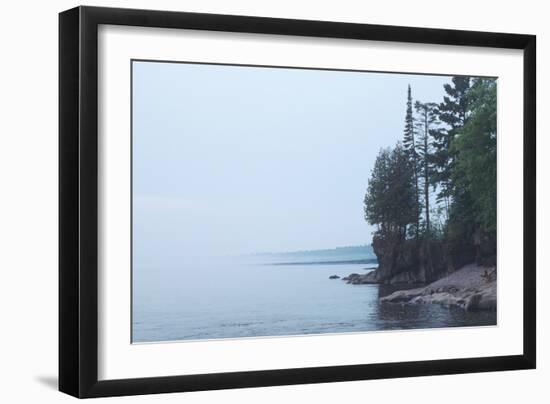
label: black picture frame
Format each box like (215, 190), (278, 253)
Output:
(59, 5), (536, 398)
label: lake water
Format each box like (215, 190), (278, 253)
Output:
(132, 254), (496, 343)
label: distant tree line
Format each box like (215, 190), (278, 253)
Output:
(364, 77), (497, 251)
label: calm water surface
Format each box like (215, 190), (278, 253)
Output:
(132, 255), (496, 343)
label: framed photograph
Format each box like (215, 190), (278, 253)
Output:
(59, 6), (536, 398)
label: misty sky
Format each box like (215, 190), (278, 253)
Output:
(132, 61), (451, 263)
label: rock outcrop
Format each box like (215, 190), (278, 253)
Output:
(380, 264), (496, 311)
(342, 271), (377, 284)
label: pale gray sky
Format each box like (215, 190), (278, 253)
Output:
(132, 60), (451, 263)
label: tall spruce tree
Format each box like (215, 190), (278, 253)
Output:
(432, 77), (471, 214)
(402, 85), (420, 239)
(414, 101), (438, 237)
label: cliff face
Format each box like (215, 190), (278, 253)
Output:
(370, 233), (483, 284)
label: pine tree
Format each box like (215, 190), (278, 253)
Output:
(402, 85), (420, 239)
(364, 143), (416, 239)
(414, 101), (438, 237)
(364, 148), (391, 235)
(451, 79), (497, 237)
(432, 77), (471, 214)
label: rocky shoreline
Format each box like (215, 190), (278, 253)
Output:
(342, 263), (496, 312)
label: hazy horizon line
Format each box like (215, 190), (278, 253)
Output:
(238, 243), (374, 257)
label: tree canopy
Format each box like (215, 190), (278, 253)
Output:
(364, 144), (417, 238)
(364, 77), (497, 250)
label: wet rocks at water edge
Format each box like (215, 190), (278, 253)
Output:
(341, 271), (378, 284)
(328, 275), (340, 279)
